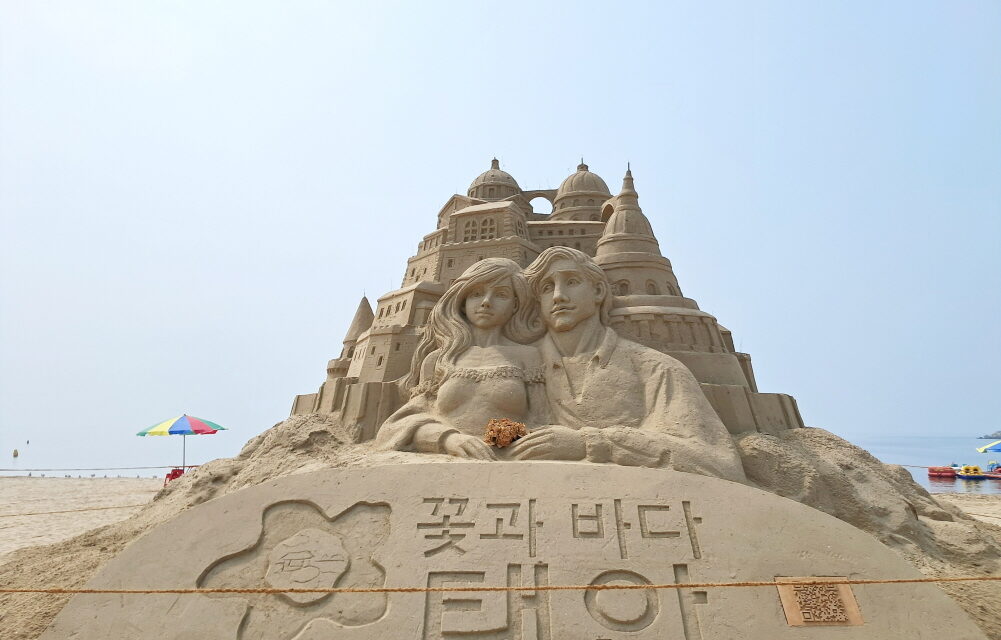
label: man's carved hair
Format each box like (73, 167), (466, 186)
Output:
(523, 247), (612, 326)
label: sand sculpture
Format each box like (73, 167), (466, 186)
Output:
(36, 161), (997, 639)
(293, 161), (802, 441)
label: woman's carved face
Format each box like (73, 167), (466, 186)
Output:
(464, 277), (517, 330)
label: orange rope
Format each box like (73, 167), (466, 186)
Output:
(4, 575), (1000, 595)
(0, 503), (148, 518)
(0, 465), (199, 471)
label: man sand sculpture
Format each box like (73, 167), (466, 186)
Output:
(377, 247), (746, 483)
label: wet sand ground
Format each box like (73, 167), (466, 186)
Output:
(0, 477), (161, 556)
(936, 492), (1001, 526)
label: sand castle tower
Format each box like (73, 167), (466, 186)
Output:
(292, 159), (803, 438)
(323, 296), (374, 381)
(595, 168), (801, 434)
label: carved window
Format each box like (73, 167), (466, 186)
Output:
(666, 283), (677, 295)
(447, 258), (454, 268)
(395, 342), (401, 351)
(347, 347), (355, 358)
(558, 230), (564, 236)
(569, 229), (575, 236)
(573, 199), (580, 206)
(371, 346), (376, 355)
(615, 280), (631, 295)
(377, 356), (384, 367)
(587, 199), (594, 205)
(646, 281), (660, 295)
(463, 219), (478, 242)
(575, 241), (581, 249)
(480, 218), (496, 240)
(487, 187), (495, 197)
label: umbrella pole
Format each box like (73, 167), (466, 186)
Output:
(182, 434), (186, 469)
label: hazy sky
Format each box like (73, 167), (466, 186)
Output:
(2, 1), (999, 473)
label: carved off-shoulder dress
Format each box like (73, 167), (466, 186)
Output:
(410, 363), (546, 398)
(375, 360), (547, 454)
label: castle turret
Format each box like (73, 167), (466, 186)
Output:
(595, 168), (682, 296)
(341, 296), (374, 359)
(327, 296), (374, 380)
(551, 161), (610, 221)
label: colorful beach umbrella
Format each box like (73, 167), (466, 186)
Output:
(136, 415), (226, 468)
(976, 439), (1001, 453)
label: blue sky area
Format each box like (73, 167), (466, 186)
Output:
(1, 1), (999, 471)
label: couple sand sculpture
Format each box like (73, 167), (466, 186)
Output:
(376, 247), (746, 483)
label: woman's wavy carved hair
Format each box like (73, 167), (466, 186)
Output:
(404, 258), (542, 392)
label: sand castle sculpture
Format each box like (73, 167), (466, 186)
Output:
(41, 161), (993, 639)
(293, 160), (804, 443)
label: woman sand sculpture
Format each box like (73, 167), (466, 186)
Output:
(375, 258), (547, 459)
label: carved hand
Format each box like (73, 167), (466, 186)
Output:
(442, 433), (498, 461)
(506, 425), (586, 461)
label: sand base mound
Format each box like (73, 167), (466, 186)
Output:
(2, 416), (1000, 639)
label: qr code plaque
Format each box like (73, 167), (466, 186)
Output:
(775, 577), (863, 626)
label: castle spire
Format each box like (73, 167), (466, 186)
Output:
(490, 157), (500, 170)
(616, 164), (640, 209)
(343, 296), (374, 345)
(596, 167), (660, 258)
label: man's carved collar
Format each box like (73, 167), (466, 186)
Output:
(539, 326), (618, 369)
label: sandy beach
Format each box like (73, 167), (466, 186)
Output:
(936, 493), (1001, 526)
(0, 477), (161, 557)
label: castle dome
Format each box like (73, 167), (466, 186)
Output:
(555, 162), (610, 199)
(467, 158), (520, 200)
(551, 161), (610, 220)
(604, 208), (655, 237)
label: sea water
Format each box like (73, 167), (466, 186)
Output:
(846, 435), (1001, 495)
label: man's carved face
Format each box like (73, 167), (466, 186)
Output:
(537, 259), (603, 332)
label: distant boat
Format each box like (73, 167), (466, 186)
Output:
(927, 466), (956, 478)
(12, 449), (18, 458)
(956, 465), (987, 480)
